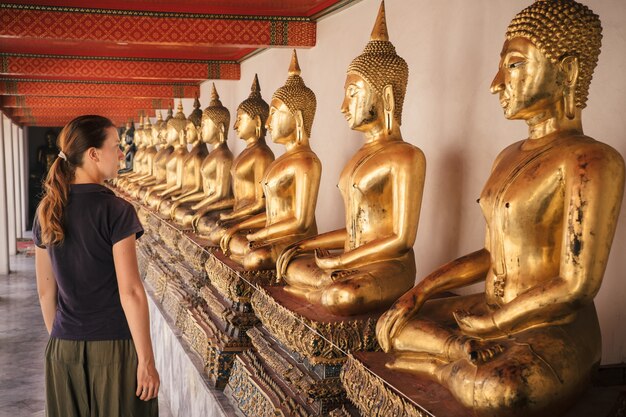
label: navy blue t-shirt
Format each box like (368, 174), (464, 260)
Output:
(32, 183), (144, 341)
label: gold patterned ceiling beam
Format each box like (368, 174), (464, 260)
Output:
(0, 4), (316, 48)
(0, 79), (200, 98)
(1, 95), (172, 109)
(15, 115), (130, 127)
(7, 107), (158, 118)
(0, 53), (239, 82)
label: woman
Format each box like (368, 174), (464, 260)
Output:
(33, 115), (160, 417)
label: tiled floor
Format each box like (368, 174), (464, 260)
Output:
(0, 254), (174, 417)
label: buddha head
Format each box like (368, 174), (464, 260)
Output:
(165, 103), (173, 123)
(491, 0), (602, 121)
(201, 83), (230, 145)
(142, 112), (154, 145)
(124, 120), (135, 146)
(268, 50), (316, 144)
(186, 96), (203, 144)
(235, 74), (269, 142)
(343, 1), (408, 133)
(135, 114), (145, 147)
(165, 100), (187, 146)
(153, 110), (167, 145)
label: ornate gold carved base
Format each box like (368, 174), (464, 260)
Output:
(342, 352), (472, 417)
(251, 286), (380, 365)
(205, 250), (276, 303)
(159, 219), (186, 254)
(182, 298), (248, 389)
(225, 286), (380, 416)
(225, 326), (358, 417)
(225, 350), (313, 417)
(177, 231), (217, 271)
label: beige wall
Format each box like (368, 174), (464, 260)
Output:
(186, 0), (626, 364)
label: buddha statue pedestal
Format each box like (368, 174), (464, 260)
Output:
(180, 250), (275, 388)
(341, 352), (471, 417)
(225, 285), (380, 416)
(342, 353), (626, 417)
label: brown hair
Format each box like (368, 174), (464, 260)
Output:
(38, 115), (114, 246)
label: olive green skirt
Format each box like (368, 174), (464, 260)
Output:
(45, 338), (158, 417)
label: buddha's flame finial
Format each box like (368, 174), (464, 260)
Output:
(251, 73), (261, 94)
(288, 49), (301, 76)
(371, 1), (389, 42)
(211, 83), (219, 101)
(193, 94), (201, 109)
(157, 110), (163, 121)
(167, 103), (173, 117)
(177, 99), (183, 112)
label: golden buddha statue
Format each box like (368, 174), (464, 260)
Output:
(193, 75), (275, 243)
(124, 114), (158, 193)
(169, 89), (234, 228)
(220, 51), (321, 270)
(126, 111), (165, 199)
(117, 114), (146, 189)
(144, 102), (188, 210)
(375, 2), (625, 416)
(156, 98), (209, 217)
(118, 120), (132, 171)
(133, 111), (174, 201)
(275, 3), (425, 317)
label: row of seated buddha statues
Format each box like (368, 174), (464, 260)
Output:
(114, 0), (625, 415)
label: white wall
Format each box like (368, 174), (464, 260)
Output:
(189, 0), (626, 363)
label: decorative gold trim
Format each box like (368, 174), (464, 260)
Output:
(225, 352), (312, 417)
(0, 2), (312, 22)
(341, 354), (427, 417)
(204, 251), (275, 303)
(251, 287), (379, 365)
(249, 327), (345, 403)
(177, 233), (214, 272)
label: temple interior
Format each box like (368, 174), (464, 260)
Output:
(1, 0), (626, 416)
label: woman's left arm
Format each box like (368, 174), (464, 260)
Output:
(35, 247), (57, 334)
(113, 235), (160, 401)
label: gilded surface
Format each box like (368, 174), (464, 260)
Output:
(220, 50), (321, 271)
(194, 75), (275, 244)
(251, 287), (378, 365)
(375, 1), (625, 416)
(176, 235), (212, 275)
(226, 352), (311, 417)
(249, 327), (345, 402)
(276, 2), (425, 316)
(204, 252), (275, 303)
(341, 354), (425, 417)
(171, 86), (234, 229)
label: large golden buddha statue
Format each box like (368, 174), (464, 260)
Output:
(193, 75), (275, 243)
(275, 3), (425, 317)
(156, 98), (208, 217)
(169, 88), (234, 228)
(375, 1), (625, 416)
(144, 102), (188, 210)
(220, 51), (321, 270)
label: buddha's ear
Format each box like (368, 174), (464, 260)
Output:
(382, 84), (395, 133)
(254, 115), (263, 139)
(218, 123), (226, 143)
(560, 56), (579, 119)
(294, 110), (304, 142)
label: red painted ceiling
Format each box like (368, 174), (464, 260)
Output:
(0, 0), (356, 126)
